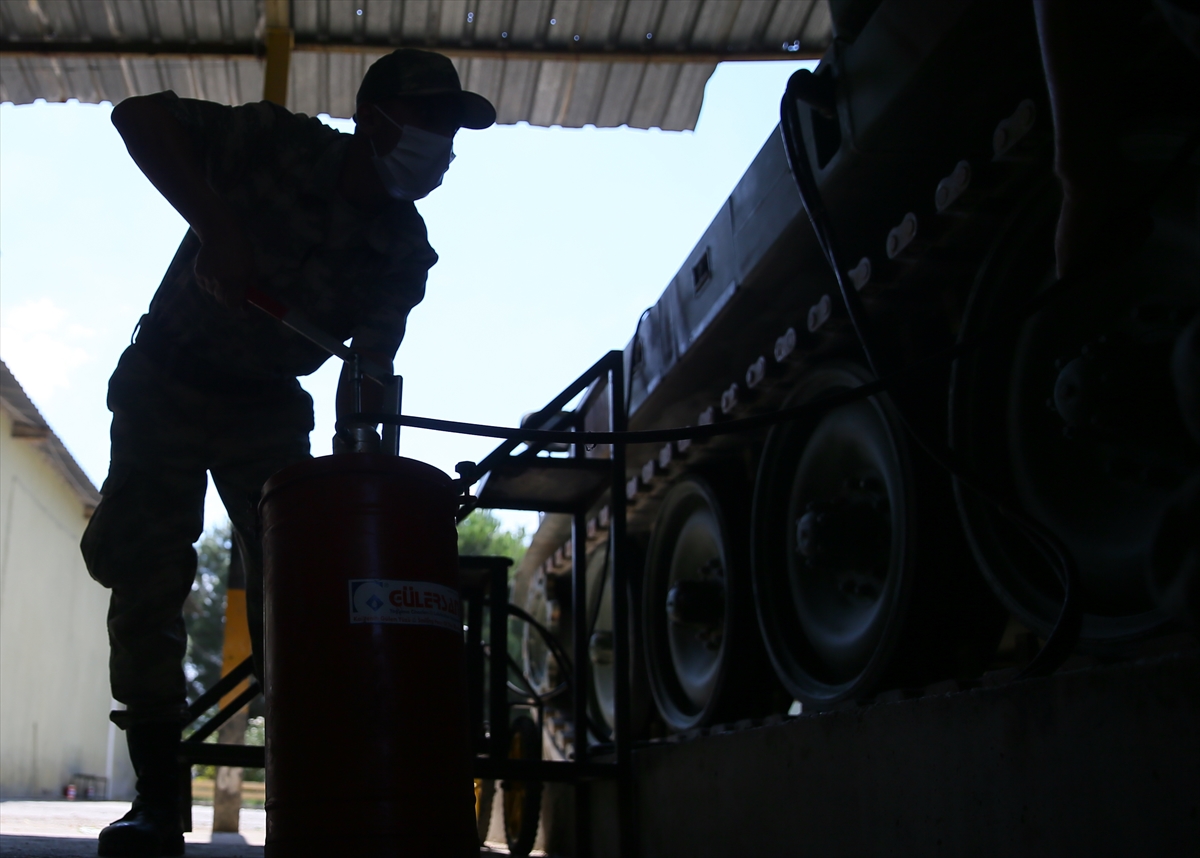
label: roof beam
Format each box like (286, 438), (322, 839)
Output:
(0, 42), (822, 65)
(262, 0), (293, 105)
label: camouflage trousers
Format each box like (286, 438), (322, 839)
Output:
(80, 344), (313, 725)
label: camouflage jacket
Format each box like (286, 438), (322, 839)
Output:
(139, 91), (437, 381)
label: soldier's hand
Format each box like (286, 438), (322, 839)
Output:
(194, 227), (256, 310)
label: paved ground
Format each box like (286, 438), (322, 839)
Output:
(0, 801), (263, 857)
(0, 801), (528, 856)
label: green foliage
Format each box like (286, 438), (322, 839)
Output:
(457, 509), (528, 568)
(184, 523), (232, 779)
(243, 717), (266, 781)
(183, 521), (265, 723)
(457, 511), (530, 664)
(192, 717), (265, 781)
(245, 715), (265, 747)
(184, 522), (232, 704)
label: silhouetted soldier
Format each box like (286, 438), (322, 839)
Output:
(81, 49), (495, 857)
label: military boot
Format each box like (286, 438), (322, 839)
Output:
(98, 721), (185, 857)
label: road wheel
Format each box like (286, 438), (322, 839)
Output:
(951, 165), (1198, 649)
(585, 537), (651, 740)
(753, 362), (1004, 709)
(643, 475), (775, 730)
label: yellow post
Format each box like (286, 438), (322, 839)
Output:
(218, 582), (252, 710)
(262, 0), (293, 107)
(212, 544), (252, 833)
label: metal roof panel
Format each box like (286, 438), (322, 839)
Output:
(528, 58), (564, 126)
(722, 0), (780, 51)
(457, 55), (505, 112)
(662, 1), (704, 46)
(1, 0), (830, 129)
(662, 60), (714, 131)
(615, 0), (661, 46)
(799, 0), (833, 45)
(627, 61), (679, 130)
(560, 60), (607, 127)
(594, 61), (641, 127)
(0, 56), (32, 103)
(494, 56), (539, 125)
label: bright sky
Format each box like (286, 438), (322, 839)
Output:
(0, 60), (813, 533)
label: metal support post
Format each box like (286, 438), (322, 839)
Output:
(608, 351), (637, 858)
(381, 375), (402, 456)
(489, 561), (509, 763)
(572, 509), (591, 857)
(262, 0), (293, 107)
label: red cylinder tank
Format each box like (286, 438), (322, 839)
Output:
(260, 454), (477, 857)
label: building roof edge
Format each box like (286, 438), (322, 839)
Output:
(0, 360), (102, 514)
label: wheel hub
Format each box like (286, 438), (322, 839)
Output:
(796, 484), (889, 564)
(666, 567), (726, 629)
(1053, 332), (1184, 445)
(644, 477), (753, 729)
(588, 630), (614, 666)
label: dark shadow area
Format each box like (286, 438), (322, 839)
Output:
(0, 834), (263, 857)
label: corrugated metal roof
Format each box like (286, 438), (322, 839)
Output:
(0, 0), (831, 129)
(0, 360), (101, 514)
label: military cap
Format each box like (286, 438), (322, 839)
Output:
(357, 48), (496, 130)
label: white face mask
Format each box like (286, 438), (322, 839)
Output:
(370, 106), (455, 201)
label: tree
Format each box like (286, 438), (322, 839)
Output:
(184, 522), (232, 705)
(457, 510), (530, 663)
(457, 509), (528, 567)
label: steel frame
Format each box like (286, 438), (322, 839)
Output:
(176, 656), (262, 832)
(470, 349), (636, 857)
(176, 350), (634, 852)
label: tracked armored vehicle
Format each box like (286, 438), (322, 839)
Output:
(471, 1), (1200, 853)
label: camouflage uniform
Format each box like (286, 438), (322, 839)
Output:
(81, 91), (437, 726)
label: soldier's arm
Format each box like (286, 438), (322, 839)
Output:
(111, 95), (255, 308)
(336, 269), (424, 430)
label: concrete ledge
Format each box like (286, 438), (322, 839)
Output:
(625, 650), (1199, 857)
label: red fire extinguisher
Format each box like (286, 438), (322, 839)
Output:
(260, 453), (477, 857)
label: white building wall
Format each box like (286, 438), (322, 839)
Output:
(0, 406), (130, 798)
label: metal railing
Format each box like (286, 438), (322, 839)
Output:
(177, 349), (635, 853)
(465, 349), (635, 857)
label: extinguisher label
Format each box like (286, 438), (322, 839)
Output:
(348, 579), (462, 632)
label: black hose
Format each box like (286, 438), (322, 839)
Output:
(352, 341), (967, 450)
(492, 647), (549, 705)
(483, 599), (576, 687)
(587, 540), (612, 642)
(487, 605), (611, 738)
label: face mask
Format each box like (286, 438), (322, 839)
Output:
(370, 106), (455, 201)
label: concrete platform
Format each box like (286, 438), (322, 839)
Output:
(585, 648), (1200, 857)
